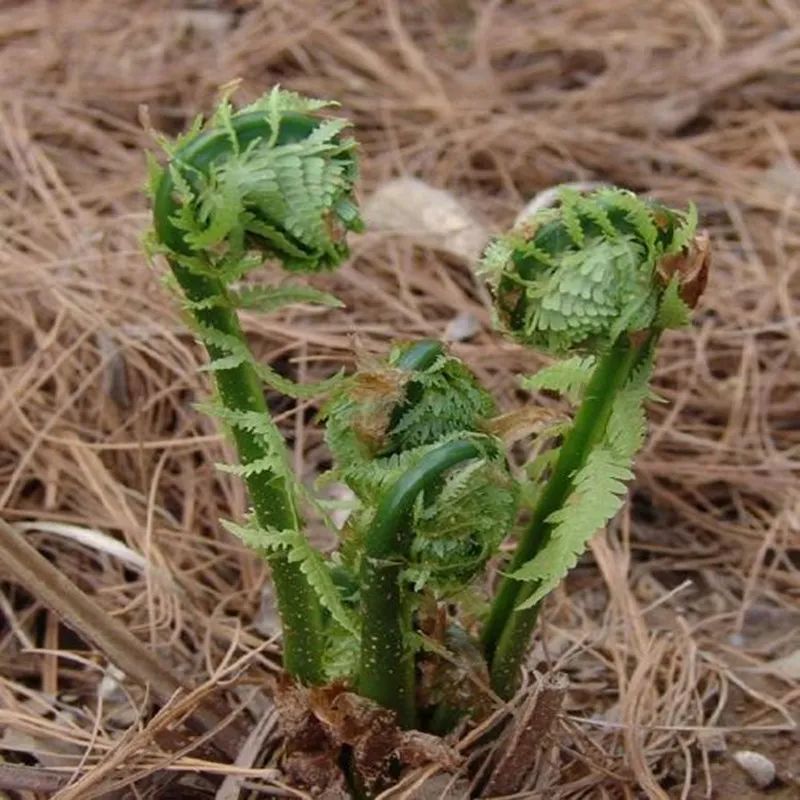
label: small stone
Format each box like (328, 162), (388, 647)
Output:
(364, 177), (488, 262)
(98, 664), (126, 701)
(732, 750), (776, 788)
(444, 311), (480, 342)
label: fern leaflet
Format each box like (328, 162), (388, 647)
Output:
(232, 283), (343, 313)
(669, 201), (698, 254)
(656, 276), (692, 329)
(520, 355), (596, 403)
(510, 446), (632, 609)
(510, 361), (652, 609)
(558, 187), (585, 246)
(222, 518), (358, 636)
(196, 324), (343, 398)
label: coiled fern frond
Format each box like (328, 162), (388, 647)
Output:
(325, 346), (495, 480)
(322, 342), (518, 725)
(146, 88), (363, 685)
(479, 185), (710, 695)
(150, 87), (361, 274)
(478, 186), (709, 354)
(324, 344), (517, 595)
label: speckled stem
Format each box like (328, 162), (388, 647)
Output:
(483, 334), (652, 696)
(152, 115), (325, 684)
(358, 439), (481, 728)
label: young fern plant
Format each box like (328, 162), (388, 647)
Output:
(146, 88), (709, 781)
(146, 88), (363, 684)
(323, 341), (517, 726)
(477, 187), (710, 695)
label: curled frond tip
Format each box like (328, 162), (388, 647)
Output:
(150, 87), (362, 275)
(477, 186), (710, 355)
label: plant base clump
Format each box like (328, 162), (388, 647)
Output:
(147, 87), (709, 793)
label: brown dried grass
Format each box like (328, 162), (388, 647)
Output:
(0, 1), (798, 797)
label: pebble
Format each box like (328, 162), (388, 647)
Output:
(732, 750), (776, 788)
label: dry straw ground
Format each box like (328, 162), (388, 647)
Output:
(0, 1), (799, 798)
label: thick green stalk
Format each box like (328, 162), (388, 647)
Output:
(358, 439), (481, 728)
(483, 335), (648, 696)
(153, 115), (325, 684)
(170, 264), (324, 683)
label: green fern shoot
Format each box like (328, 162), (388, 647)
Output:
(478, 186), (710, 695)
(323, 341), (518, 725)
(146, 87), (710, 790)
(147, 88), (361, 684)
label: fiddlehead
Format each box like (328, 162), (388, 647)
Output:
(323, 344), (518, 725)
(324, 344), (517, 588)
(147, 88), (362, 684)
(478, 186), (708, 355)
(478, 187), (710, 695)
(151, 88), (361, 271)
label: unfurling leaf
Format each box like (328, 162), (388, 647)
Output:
(477, 187), (701, 354)
(520, 355), (597, 404)
(510, 359), (653, 608)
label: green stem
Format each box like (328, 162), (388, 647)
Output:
(482, 335), (650, 696)
(358, 439), (481, 728)
(153, 114), (325, 684)
(395, 339), (444, 372)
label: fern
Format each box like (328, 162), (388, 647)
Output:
(409, 456), (518, 594)
(387, 356), (496, 451)
(478, 186), (701, 355)
(153, 88), (361, 274)
(221, 518), (358, 636)
(576, 192), (616, 238)
(479, 188), (710, 697)
(601, 187), (659, 253)
(147, 88), (364, 685)
(216, 457), (285, 478)
(252, 361), (344, 400)
(324, 342), (518, 723)
(147, 92), (710, 735)
(510, 445), (634, 608)
(509, 360), (652, 609)
(605, 357), (652, 458)
(520, 355), (596, 403)
(323, 351), (496, 473)
(197, 401), (294, 451)
(656, 276), (692, 329)
(558, 187), (585, 246)
(232, 283), (343, 313)
(195, 323), (343, 399)
(475, 236), (514, 288)
(243, 84), (337, 122)
(668, 201), (698, 254)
